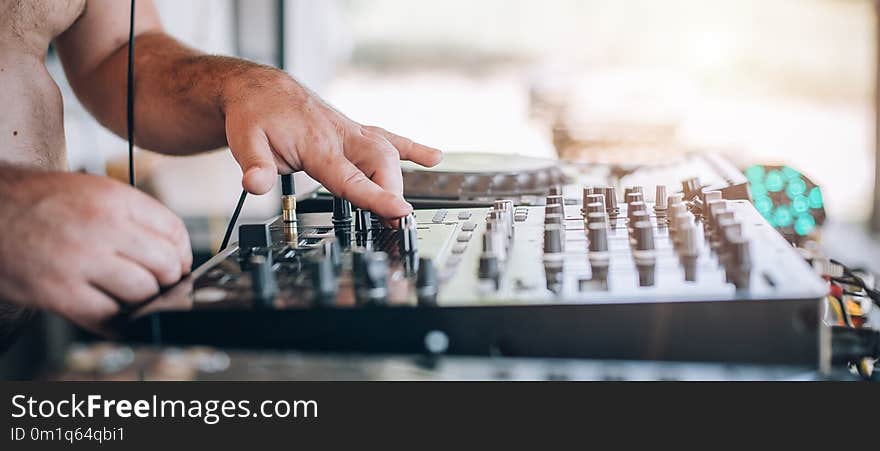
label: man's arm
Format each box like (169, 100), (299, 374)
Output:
(54, 0), (442, 219)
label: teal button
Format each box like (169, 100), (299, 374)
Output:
(794, 214), (816, 236)
(766, 170), (785, 193)
(755, 195), (774, 215)
(808, 187), (824, 209)
(791, 195), (809, 214)
(781, 166), (801, 181)
(745, 165), (766, 185)
(750, 182), (767, 198)
(786, 178), (807, 199)
(773, 206), (794, 228)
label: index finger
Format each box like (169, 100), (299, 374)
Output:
(365, 126), (444, 168)
(308, 151), (413, 219)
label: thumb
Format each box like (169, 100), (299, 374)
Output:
(227, 126), (278, 195)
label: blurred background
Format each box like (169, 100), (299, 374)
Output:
(50, 0), (878, 258)
(10, 0), (878, 381)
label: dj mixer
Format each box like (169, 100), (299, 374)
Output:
(124, 153), (829, 367)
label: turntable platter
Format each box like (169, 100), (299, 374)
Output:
(402, 152), (567, 200)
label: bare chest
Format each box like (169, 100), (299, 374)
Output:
(1, 0), (87, 51)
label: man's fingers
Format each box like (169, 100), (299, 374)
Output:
(313, 152), (412, 219)
(366, 126), (443, 168)
(116, 228), (186, 287)
(125, 193), (193, 274)
(88, 256), (162, 305)
(227, 126), (279, 195)
(351, 133), (406, 198)
(56, 285), (123, 337)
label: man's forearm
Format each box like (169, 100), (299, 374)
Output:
(69, 32), (293, 155)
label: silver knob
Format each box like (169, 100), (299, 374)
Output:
(678, 224), (701, 257)
(633, 221), (655, 251)
(626, 192), (644, 206)
(588, 223), (609, 253)
(586, 212), (608, 226)
(604, 187), (620, 216)
(654, 185), (668, 213)
(544, 213), (564, 226)
(628, 201), (647, 220)
(586, 202), (605, 215)
(543, 224), (565, 255)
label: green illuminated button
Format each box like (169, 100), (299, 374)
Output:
(786, 178), (807, 199)
(750, 182), (767, 197)
(781, 166), (801, 181)
(808, 187), (824, 209)
(791, 195), (809, 214)
(794, 214), (816, 236)
(773, 206), (794, 228)
(765, 170), (785, 193)
(745, 165), (766, 185)
(754, 195), (774, 216)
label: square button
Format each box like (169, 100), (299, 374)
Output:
(457, 232), (473, 242)
(458, 211), (473, 220)
(461, 222), (478, 232)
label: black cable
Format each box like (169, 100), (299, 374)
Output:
(220, 190), (248, 252)
(127, 0), (136, 187)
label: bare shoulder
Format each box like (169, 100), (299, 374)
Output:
(0, 0), (87, 53)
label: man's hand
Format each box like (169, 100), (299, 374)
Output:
(222, 70), (443, 219)
(0, 168), (192, 334)
(56, 1), (442, 219)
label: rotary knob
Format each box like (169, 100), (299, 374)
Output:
(677, 223), (700, 282)
(332, 197), (352, 226)
(544, 213), (564, 227)
(355, 209), (372, 234)
(322, 239), (343, 274)
(668, 193), (684, 206)
(604, 187), (620, 217)
(545, 203), (564, 218)
(725, 237), (752, 290)
(543, 224), (565, 255)
(654, 185), (668, 216)
(416, 257), (439, 306)
(677, 223), (701, 256)
(249, 254), (277, 307)
(585, 202), (605, 216)
(682, 177), (701, 201)
(308, 254), (338, 305)
(586, 212), (608, 226)
(546, 194), (564, 206)
(582, 191), (605, 215)
(355, 251), (390, 304)
(398, 214), (419, 254)
(633, 221), (655, 251)
(628, 201), (647, 220)
(588, 223), (609, 253)
(626, 192), (645, 206)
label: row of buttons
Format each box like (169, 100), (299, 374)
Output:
(444, 212), (479, 279)
(432, 209), (474, 224)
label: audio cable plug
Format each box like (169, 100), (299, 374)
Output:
(281, 174), (298, 244)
